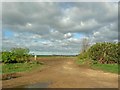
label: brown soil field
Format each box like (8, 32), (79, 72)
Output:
(2, 57), (118, 88)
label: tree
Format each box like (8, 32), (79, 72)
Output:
(81, 38), (90, 52)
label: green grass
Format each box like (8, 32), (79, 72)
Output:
(91, 64), (119, 74)
(1, 62), (43, 74)
(76, 57), (119, 74)
(76, 59), (86, 65)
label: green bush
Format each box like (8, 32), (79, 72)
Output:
(2, 52), (17, 63)
(2, 48), (30, 63)
(77, 51), (91, 65)
(78, 42), (119, 64)
(88, 42), (119, 64)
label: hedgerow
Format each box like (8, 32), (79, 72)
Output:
(2, 48), (31, 63)
(78, 42), (119, 64)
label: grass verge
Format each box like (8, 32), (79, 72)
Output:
(90, 64), (118, 74)
(76, 59), (119, 74)
(1, 62), (43, 74)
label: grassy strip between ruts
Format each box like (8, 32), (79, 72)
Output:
(1, 62), (43, 74)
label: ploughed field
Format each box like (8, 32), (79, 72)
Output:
(2, 57), (118, 88)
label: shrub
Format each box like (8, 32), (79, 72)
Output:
(77, 51), (91, 65)
(2, 52), (17, 63)
(88, 42), (119, 64)
(2, 48), (30, 63)
(78, 42), (119, 64)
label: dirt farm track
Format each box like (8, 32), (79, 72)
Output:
(2, 57), (118, 88)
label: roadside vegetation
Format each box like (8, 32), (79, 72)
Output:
(1, 48), (43, 75)
(2, 62), (42, 74)
(77, 38), (119, 74)
(2, 48), (30, 63)
(91, 64), (118, 73)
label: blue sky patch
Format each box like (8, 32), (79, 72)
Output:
(73, 33), (84, 39)
(3, 29), (14, 38)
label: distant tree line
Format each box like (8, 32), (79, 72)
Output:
(78, 40), (119, 64)
(1, 48), (31, 63)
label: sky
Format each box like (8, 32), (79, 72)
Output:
(2, 1), (118, 55)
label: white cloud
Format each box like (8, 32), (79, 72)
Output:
(64, 33), (72, 38)
(93, 31), (100, 36)
(2, 2), (118, 54)
(26, 23), (32, 28)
